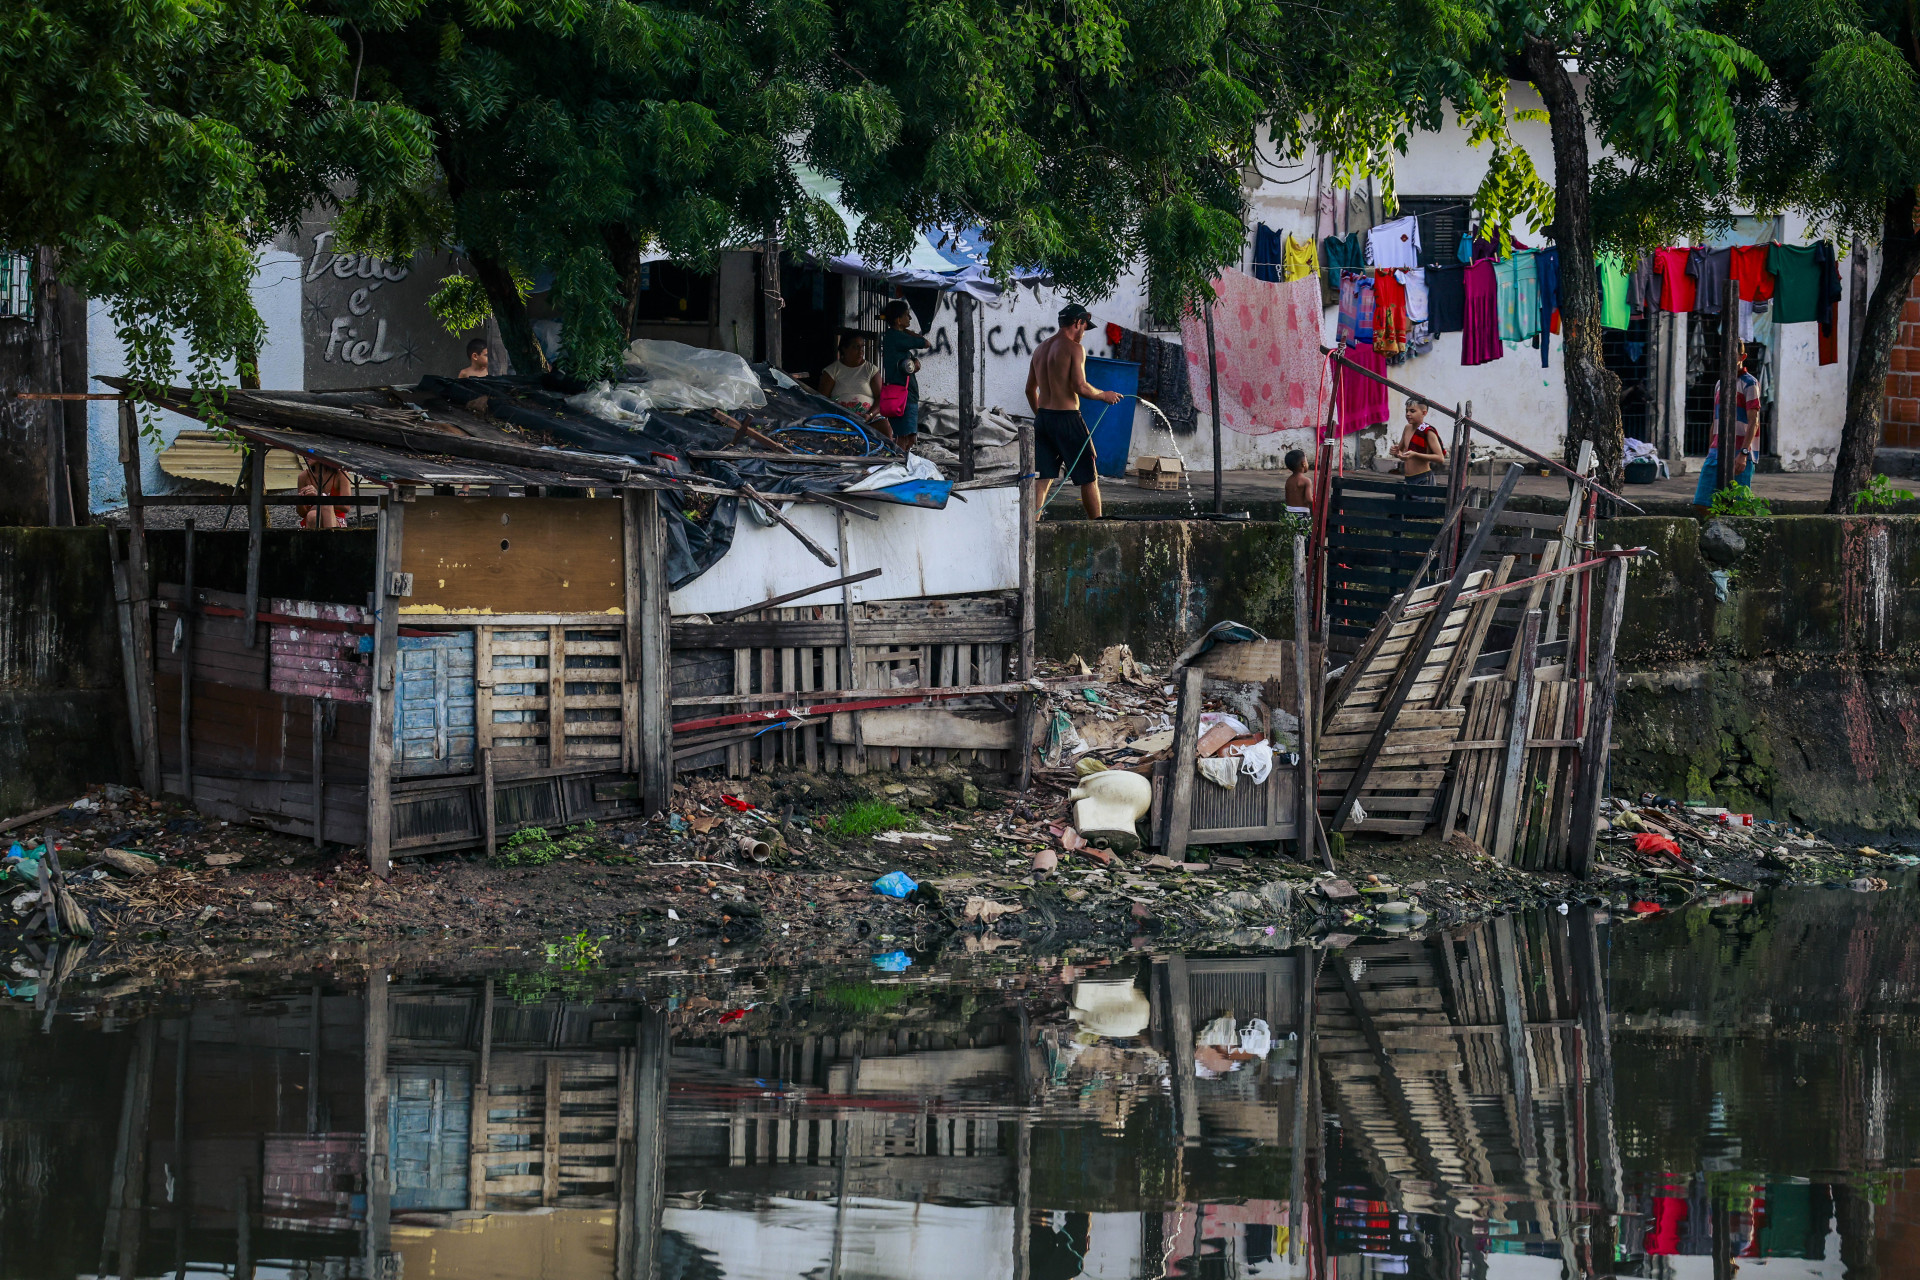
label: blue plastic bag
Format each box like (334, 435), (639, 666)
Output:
(872, 871), (919, 898)
(871, 950), (913, 972)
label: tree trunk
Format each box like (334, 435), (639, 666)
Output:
(1828, 189), (1920, 512)
(1523, 38), (1625, 492)
(467, 251), (547, 377)
(0, 246), (64, 526)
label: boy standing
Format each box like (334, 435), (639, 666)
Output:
(1284, 448), (1313, 516)
(1391, 397), (1447, 485)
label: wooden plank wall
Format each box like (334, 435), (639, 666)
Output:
(399, 498), (625, 617)
(670, 593), (1017, 778)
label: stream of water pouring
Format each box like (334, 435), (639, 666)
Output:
(1134, 397), (1202, 519)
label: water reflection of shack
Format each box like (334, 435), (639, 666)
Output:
(89, 973), (671, 1280)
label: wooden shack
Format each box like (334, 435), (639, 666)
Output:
(108, 374), (1034, 876)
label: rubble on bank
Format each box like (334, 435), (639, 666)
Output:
(0, 765), (1904, 978)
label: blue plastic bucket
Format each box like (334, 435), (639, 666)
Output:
(1080, 356), (1140, 478)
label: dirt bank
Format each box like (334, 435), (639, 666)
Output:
(1, 772), (1897, 976)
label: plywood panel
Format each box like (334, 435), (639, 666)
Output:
(401, 498), (624, 616)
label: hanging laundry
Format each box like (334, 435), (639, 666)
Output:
(1249, 223), (1286, 283)
(1105, 322), (1199, 435)
(1816, 240), (1842, 365)
(1401, 268), (1429, 325)
(1653, 247), (1697, 313)
(1336, 274), (1358, 348)
(1535, 247), (1559, 366)
(1321, 232), (1364, 293)
(1687, 246), (1732, 315)
(1457, 232), (1475, 265)
(1283, 234), (1319, 283)
(1728, 245), (1777, 303)
(1629, 254), (1656, 313)
(1367, 215), (1420, 269)
(1336, 343), (1389, 433)
(1767, 243), (1823, 323)
(1177, 270), (1325, 436)
(1354, 275), (1376, 346)
(1372, 270), (1409, 356)
(1461, 259), (1502, 365)
(1598, 253), (1630, 329)
(1400, 323), (1434, 363)
(1496, 249), (1541, 342)
(1425, 265), (1466, 334)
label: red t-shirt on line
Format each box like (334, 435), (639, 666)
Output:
(1728, 245), (1776, 303)
(1654, 247), (1696, 312)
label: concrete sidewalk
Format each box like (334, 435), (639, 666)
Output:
(1045, 463), (1841, 520)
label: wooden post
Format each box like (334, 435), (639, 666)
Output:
(1203, 304), (1223, 515)
(1162, 955), (1200, 1137)
(762, 227), (783, 367)
(1541, 440), (1597, 648)
(1159, 665), (1204, 858)
(1016, 414), (1037, 790)
(243, 445), (265, 646)
(1492, 915), (1537, 1161)
(1569, 555), (1628, 877)
(481, 746), (497, 859)
(630, 489), (674, 814)
(1493, 609), (1543, 864)
(178, 519), (196, 800)
(956, 293), (977, 482)
(1286, 946), (1316, 1265)
(836, 510), (866, 771)
(366, 501), (405, 879)
(1292, 536), (1322, 868)
(469, 978), (495, 1212)
(1445, 402), (1471, 573)
(1013, 1116), (1032, 1280)
(628, 1008), (670, 1280)
(1327, 464), (1522, 833)
(1716, 281), (1742, 493)
(305, 986), (323, 1134)
(364, 968), (392, 1272)
(311, 697), (325, 848)
(111, 553), (158, 796)
(103, 1016), (158, 1279)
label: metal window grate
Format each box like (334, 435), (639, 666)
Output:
(0, 252), (32, 321)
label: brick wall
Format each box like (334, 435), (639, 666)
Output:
(1886, 278), (1920, 448)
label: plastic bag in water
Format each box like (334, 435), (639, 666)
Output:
(872, 871), (919, 898)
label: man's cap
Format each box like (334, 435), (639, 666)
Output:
(1058, 303), (1093, 326)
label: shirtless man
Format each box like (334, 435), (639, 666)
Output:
(1026, 303), (1122, 519)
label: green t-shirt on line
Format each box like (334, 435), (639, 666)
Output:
(1767, 243), (1821, 324)
(1598, 252), (1630, 330)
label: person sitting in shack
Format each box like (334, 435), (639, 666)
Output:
(817, 331), (882, 415)
(296, 459), (352, 529)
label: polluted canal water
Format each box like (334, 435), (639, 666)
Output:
(16, 880), (1920, 1278)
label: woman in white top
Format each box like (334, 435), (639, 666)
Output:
(818, 333), (881, 412)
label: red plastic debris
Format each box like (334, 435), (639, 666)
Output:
(718, 1008), (748, 1024)
(719, 795), (755, 813)
(1633, 832), (1683, 859)
(1631, 901), (1664, 915)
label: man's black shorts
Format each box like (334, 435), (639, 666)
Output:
(1035, 408), (1098, 485)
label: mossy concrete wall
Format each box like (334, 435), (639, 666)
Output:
(1036, 518), (1305, 667)
(1603, 514), (1920, 833)
(0, 528), (134, 814)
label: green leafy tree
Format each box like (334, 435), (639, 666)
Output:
(1718, 0), (1920, 512)
(0, 0), (433, 404)
(1379, 0), (1762, 489)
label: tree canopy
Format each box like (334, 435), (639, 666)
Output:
(0, 0), (433, 401)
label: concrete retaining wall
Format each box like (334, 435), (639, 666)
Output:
(0, 528), (133, 813)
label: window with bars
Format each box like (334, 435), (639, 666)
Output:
(1394, 197), (1477, 267)
(0, 252), (32, 321)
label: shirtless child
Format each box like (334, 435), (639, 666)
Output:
(1284, 449), (1313, 516)
(1025, 303), (1122, 519)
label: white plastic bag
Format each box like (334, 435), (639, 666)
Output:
(1239, 1018), (1273, 1059)
(564, 381), (654, 426)
(1196, 757), (1239, 789)
(1198, 1015), (1239, 1048)
(1236, 739), (1275, 784)
(621, 339), (766, 411)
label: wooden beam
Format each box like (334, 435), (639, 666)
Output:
(366, 501), (404, 878)
(838, 511), (867, 772)
(1016, 413), (1036, 790)
(119, 402), (160, 795)
(1717, 281), (1742, 493)
(793, 489), (881, 521)
(1328, 464), (1521, 832)
(132, 493), (386, 507)
(1293, 534), (1327, 870)
(244, 445), (266, 646)
(481, 746), (497, 859)
(628, 1010), (669, 1280)
(311, 697), (325, 848)
(632, 489), (675, 814)
(1491, 915), (1537, 1162)
(1541, 440), (1596, 647)
(178, 520), (196, 801)
(1162, 955), (1200, 1137)
(1159, 665), (1204, 858)
(1568, 555), (1628, 877)
(957, 293), (978, 482)
(1493, 609), (1542, 864)
(739, 483), (837, 568)
(468, 978), (494, 1212)
(709, 567), (882, 622)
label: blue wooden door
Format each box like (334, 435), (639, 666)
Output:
(389, 1064), (471, 1210)
(392, 632), (476, 776)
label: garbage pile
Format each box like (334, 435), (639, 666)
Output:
(1592, 796), (1904, 902)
